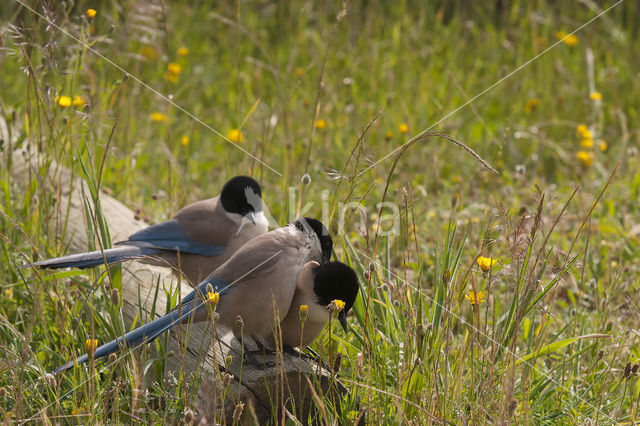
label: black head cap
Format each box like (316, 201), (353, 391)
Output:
(220, 176), (263, 215)
(294, 217), (333, 263)
(313, 261), (359, 331)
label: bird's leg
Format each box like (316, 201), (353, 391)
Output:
(237, 338), (276, 369)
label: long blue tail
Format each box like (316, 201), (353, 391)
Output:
(23, 245), (159, 270)
(53, 292), (206, 373)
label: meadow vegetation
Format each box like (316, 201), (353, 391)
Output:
(1, 0), (640, 423)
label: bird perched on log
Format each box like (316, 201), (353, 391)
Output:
(25, 176), (269, 284)
(52, 218), (352, 373)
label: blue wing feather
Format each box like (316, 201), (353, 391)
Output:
(125, 219), (225, 256)
(53, 284), (212, 373)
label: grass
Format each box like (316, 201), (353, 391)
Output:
(1, 0), (640, 423)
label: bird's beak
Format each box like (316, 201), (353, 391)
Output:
(338, 310), (348, 332)
(245, 212), (256, 225)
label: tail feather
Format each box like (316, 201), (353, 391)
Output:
(23, 245), (158, 270)
(53, 291), (207, 373)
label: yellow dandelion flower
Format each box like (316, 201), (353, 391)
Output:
(331, 299), (346, 312)
(177, 46), (189, 57)
(524, 97), (540, 113)
(428, 210), (436, 220)
(580, 138), (594, 148)
(72, 95), (87, 107)
(315, 119), (327, 130)
(294, 67), (305, 78)
(299, 304), (308, 321)
(180, 135), (189, 146)
(578, 128), (592, 140)
(140, 45), (158, 61)
(385, 131), (393, 140)
(150, 112), (169, 122)
(57, 95), (72, 108)
(555, 31), (579, 47)
(85, 339), (98, 355)
(577, 124), (588, 135)
(598, 140), (608, 152)
(576, 150), (594, 167)
(398, 123), (409, 133)
(167, 63), (182, 75)
(589, 91), (602, 101)
(226, 129), (243, 143)
(477, 256), (498, 272)
(207, 290), (220, 305)
(471, 216), (480, 224)
(465, 290), (485, 305)
(86, 9), (97, 19)
(4, 288), (13, 299)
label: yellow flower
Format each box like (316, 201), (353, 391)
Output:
(86, 9), (97, 19)
(477, 256), (498, 272)
(177, 46), (189, 57)
(299, 304), (308, 322)
(331, 299), (346, 312)
(226, 129), (243, 143)
(524, 97), (540, 113)
(167, 63), (182, 75)
(577, 127), (592, 140)
(576, 150), (594, 167)
(180, 135), (189, 147)
(385, 131), (393, 140)
(580, 138), (594, 148)
(57, 95), (72, 108)
(589, 91), (602, 101)
(72, 95), (87, 107)
(428, 210), (436, 220)
(398, 123), (409, 133)
(598, 140), (608, 152)
(576, 124), (588, 135)
(4, 288), (13, 299)
(315, 119), (327, 130)
(85, 339), (98, 356)
(150, 112), (169, 122)
(555, 31), (579, 47)
(140, 45), (158, 61)
(294, 67), (305, 78)
(207, 290), (220, 305)
(71, 407), (86, 416)
(465, 290), (485, 305)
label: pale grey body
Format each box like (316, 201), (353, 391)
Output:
(148, 196), (268, 284)
(193, 223), (323, 346)
(275, 261), (332, 348)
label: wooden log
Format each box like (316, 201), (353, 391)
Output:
(7, 145), (344, 424)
